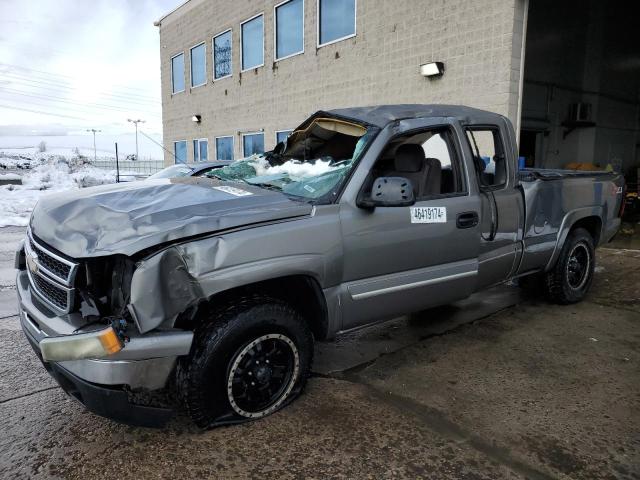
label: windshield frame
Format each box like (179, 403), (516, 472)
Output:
(312, 124), (379, 204)
(312, 114), (380, 205)
(205, 114), (380, 205)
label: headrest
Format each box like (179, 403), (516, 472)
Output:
(395, 144), (424, 172)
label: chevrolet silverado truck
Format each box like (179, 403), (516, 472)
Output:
(16, 105), (624, 428)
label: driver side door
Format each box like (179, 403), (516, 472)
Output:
(338, 120), (482, 331)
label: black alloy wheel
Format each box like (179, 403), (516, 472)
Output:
(544, 227), (595, 304)
(565, 242), (591, 290)
(227, 333), (299, 418)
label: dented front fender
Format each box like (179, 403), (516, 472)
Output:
(128, 247), (204, 333)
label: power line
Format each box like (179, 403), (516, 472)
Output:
(0, 40), (126, 65)
(140, 129), (175, 159)
(0, 62), (160, 97)
(0, 102), (98, 122)
(0, 71), (160, 104)
(0, 72), (161, 107)
(0, 101), (161, 131)
(0, 88), (160, 115)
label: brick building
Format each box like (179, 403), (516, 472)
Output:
(156, 0), (640, 178)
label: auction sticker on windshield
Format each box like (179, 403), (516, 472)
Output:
(213, 186), (254, 197)
(410, 206), (446, 223)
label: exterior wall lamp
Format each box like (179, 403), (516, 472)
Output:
(420, 62), (445, 78)
(192, 115), (202, 123)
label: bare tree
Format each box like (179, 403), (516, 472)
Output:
(214, 43), (231, 78)
(37, 141), (47, 153)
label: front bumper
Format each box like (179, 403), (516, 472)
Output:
(24, 331), (173, 427)
(16, 269), (194, 426)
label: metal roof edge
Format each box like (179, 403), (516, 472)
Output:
(154, 0), (192, 27)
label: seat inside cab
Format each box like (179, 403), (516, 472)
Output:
(369, 128), (462, 198)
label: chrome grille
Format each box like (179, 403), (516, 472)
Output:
(27, 229), (77, 285)
(29, 269), (71, 311)
(29, 237), (71, 281)
(25, 228), (78, 314)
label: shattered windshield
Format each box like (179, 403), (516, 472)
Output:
(206, 117), (378, 201)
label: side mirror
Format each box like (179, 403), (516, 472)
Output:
(358, 176), (415, 208)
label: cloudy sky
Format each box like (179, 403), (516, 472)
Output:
(0, 0), (177, 136)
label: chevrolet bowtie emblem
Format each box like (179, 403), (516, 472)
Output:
(26, 251), (39, 275)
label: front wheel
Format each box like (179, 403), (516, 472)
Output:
(176, 297), (313, 428)
(544, 228), (595, 304)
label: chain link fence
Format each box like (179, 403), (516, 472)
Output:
(89, 159), (165, 176)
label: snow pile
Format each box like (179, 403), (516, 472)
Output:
(0, 153), (129, 227)
(249, 156), (341, 180)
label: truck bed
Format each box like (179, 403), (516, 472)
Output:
(516, 168), (624, 274)
(519, 167), (615, 181)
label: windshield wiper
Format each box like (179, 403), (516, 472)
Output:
(249, 182), (283, 192)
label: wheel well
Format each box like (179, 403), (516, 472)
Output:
(571, 216), (602, 245)
(180, 275), (329, 340)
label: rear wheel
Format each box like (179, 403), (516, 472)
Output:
(544, 228), (595, 304)
(176, 296), (313, 428)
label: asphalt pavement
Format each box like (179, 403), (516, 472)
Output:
(0, 226), (638, 479)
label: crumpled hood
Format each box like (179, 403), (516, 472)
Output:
(30, 177), (312, 258)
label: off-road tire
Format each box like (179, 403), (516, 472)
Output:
(176, 296), (313, 428)
(544, 227), (595, 304)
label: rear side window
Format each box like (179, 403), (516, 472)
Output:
(465, 128), (507, 188)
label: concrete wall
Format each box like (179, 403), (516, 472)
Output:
(158, 0), (526, 165)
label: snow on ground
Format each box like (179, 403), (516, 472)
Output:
(0, 151), (137, 227)
(0, 132), (163, 160)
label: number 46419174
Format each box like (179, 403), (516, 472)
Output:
(410, 207), (447, 224)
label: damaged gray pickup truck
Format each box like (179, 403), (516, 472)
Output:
(16, 105), (624, 428)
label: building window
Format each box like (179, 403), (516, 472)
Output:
(215, 136), (234, 160)
(318, 0), (356, 47)
(275, 0), (304, 61)
(193, 138), (208, 162)
(276, 129), (293, 144)
(190, 43), (206, 87)
(242, 132), (265, 157)
(241, 14), (264, 71)
(174, 140), (187, 163)
(213, 29), (232, 80)
(171, 53), (185, 94)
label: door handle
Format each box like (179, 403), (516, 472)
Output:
(456, 212), (479, 229)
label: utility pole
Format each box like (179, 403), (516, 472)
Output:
(115, 142), (120, 183)
(127, 118), (145, 161)
(86, 128), (101, 162)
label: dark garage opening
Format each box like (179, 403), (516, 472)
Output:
(520, 0), (640, 190)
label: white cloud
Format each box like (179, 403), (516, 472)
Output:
(0, 0), (177, 134)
